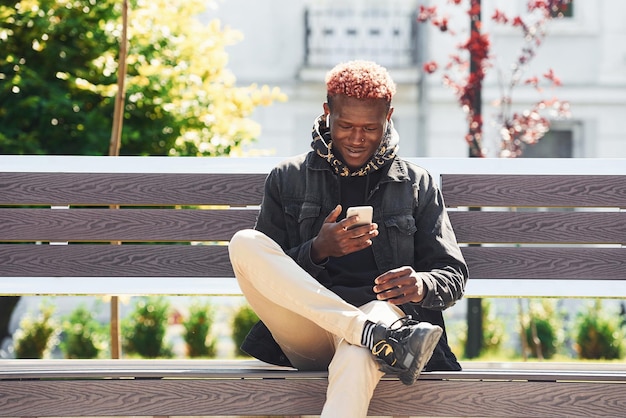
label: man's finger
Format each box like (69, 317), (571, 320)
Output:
(374, 266), (410, 284)
(323, 204), (342, 223)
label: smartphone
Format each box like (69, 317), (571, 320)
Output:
(346, 206), (373, 229)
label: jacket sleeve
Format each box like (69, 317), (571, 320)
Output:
(253, 167), (327, 280)
(412, 173), (468, 310)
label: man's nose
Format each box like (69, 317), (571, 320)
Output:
(348, 129), (363, 144)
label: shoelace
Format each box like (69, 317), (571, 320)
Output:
(386, 315), (419, 341)
(373, 316), (419, 368)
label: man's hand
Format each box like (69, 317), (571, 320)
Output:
(310, 204), (378, 263)
(373, 266), (425, 305)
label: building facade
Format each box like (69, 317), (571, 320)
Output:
(207, 0), (626, 158)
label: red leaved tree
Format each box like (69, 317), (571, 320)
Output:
(419, 0), (572, 157)
(418, 0), (573, 359)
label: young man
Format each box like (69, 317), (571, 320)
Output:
(228, 60), (468, 417)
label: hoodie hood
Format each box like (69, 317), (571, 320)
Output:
(310, 113), (399, 177)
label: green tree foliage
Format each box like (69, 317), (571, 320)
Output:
(522, 299), (565, 359)
(0, 0), (285, 155)
(60, 304), (109, 359)
(122, 296), (172, 358)
(182, 300), (217, 358)
(574, 301), (624, 360)
(456, 299), (505, 358)
(13, 301), (59, 358)
(231, 304), (258, 357)
(479, 299), (505, 355)
(0, 0), (117, 154)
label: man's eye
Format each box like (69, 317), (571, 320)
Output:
(363, 127), (377, 131)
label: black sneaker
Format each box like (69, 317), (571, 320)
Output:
(371, 316), (443, 385)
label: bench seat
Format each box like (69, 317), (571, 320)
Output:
(1, 359), (626, 417)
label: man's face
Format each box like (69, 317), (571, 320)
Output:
(324, 94), (393, 171)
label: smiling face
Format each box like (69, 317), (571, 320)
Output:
(324, 94), (394, 171)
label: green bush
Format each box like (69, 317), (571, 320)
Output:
(182, 300), (217, 358)
(13, 302), (59, 359)
(525, 317), (557, 359)
(60, 304), (108, 359)
(122, 296), (173, 358)
(455, 299), (505, 358)
(231, 304), (259, 357)
(574, 300), (624, 360)
(522, 299), (564, 359)
(481, 299), (505, 355)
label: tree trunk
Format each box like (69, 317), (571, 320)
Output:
(465, 0), (484, 359)
(0, 296), (21, 346)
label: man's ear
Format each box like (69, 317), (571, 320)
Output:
(323, 103), (331, 127)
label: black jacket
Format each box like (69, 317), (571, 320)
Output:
(241, 152), (468, 371)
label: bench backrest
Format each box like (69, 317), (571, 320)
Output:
(443, 172), (626, 298)
(1, 156), (625, 299)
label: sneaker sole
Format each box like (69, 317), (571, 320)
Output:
(398, 325), (443, 386)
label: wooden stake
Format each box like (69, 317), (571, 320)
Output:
(108, 0), (129, 359)
(109, 0), (129, 157)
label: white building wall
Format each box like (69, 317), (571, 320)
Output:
(207, 0), (626, 158)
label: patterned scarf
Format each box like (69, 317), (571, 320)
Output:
(310, 113), (399, 177)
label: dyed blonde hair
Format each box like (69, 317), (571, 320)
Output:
(325, 60), (396, 104)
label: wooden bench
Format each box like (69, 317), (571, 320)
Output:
(1, 155), (625, 418)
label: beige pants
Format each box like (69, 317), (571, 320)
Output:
(228, 229), (405, 418)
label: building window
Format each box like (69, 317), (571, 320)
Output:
(521, 129), (573, 158)
(304, 2), (417, 68)
(549, 0), (574, 18)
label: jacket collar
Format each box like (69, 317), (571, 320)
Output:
(384, 157), (411, 183)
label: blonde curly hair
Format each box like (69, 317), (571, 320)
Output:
(325, 60), (396, 103)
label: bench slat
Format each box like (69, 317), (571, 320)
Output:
(0, 208), (257, 242)
(0, 172), (266, 206)
(0, 378), (624, 417)
(0, 245), (232, 277)
(442, 174), (626, 208)
(2, 246), (624, 281)
(449, 211), (626, 244)
(5, 209), (625, 245)
(463, 247), (626, 279)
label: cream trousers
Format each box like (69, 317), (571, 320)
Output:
(228, 229), (405, 418)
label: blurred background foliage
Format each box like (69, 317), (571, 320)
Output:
(183, 300), (217, 358)
(0, 0), (286, 358)
(13, 301), (59, 359)
(231, 304), (259, 357)
(60, 303), (109, 359)
(121, 296), (173, 358)
(0, 0), (286, 156)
